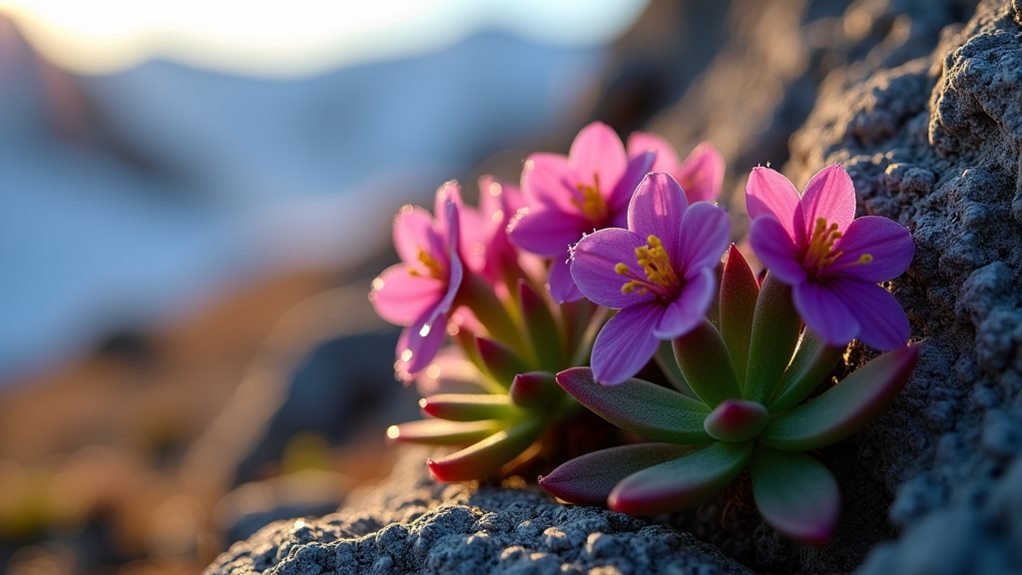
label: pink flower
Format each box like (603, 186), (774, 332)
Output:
(627, 133), (725, 203)
(746, 164), (914, 350)
(458, 176), (524, 287)
(509, 122), (656, 303)
(570, 172), (730, 385)
(370, 182), (464, 378)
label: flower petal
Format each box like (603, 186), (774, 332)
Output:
(393, 206), (444, 266)
(569, 121), (626, 194)
(508, 208), (585, 256)
(676, 142), (725, 202)
(395, 308), (449, 377)
(793, 282), (859, 347)
(794, 164), (856, 239)
(829, 279), (910, 350)
(749, 216), (807, 284)
(677, 202), (730, 276)
(369, 264), (444, 326)
(548, 254), (583, 303)
(521, 153), (578, 212)
(591, 303), (663, 385)
(627, 131), (680, 172)
(745, 166), (800, 239)
(571, 228), (653, 309)
(608, 150), (656, 215)
(831, 216), (914, 282)
(654, 267), (715, 339)
(627, 172), (688, 263)
(434, 180), (464, 235)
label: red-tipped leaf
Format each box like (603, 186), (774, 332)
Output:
(539, 443), (694, 505)
(556, 367), (712, 444)
(518, 280), (564, 370)
(476, 336), (529, 388)
(719, 245), (759, 383)
(427, 418), (542, 481)
(509, 371), (562, 410)
(703, 399), (769, 443)
(608, 441), (753, 515)
(750, 447), (840, 545)
(760, 345), (919, 451)
(768, 330), (843, 413)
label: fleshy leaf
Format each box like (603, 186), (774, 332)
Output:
(768, 330), (843, 413)
(608, 441), (753, 515)
(518, 279), (564, 370)
(556, 367), (712, 444)
(654, 340), (697, 397)
(744, 274), (801, 403)
(760, 345), (919, 451)
(671, 320), (741, 407)
(718, 245), (759, 384)
(750, 447), (840, 545)
(703, 399), (769, 443)
(419, 394), (520, 421)
(427, 418), (542, 481)
(386, 419), (503, 446)
(539, 443), (694, 505)
(509, 371), (562, 410)
(476, 336), (529, 388)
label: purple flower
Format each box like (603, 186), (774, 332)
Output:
(570, 172), (730, 385)
(627, 133), (725, 203)
(509, 122), (655, 303)
(370, 182), (464, 379)
(746, 164), (914, 350)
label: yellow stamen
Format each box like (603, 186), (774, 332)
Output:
(572, 173), (608, 223)
(615, 234), (679, 297)
(408, 248), (445, 279)
(803, 217), (873, 275)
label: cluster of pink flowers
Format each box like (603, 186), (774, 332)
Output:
(368, 122), (917, 542)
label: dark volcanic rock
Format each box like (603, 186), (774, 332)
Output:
(204, 449), (752, 575)
(785, 0), (1022, 572)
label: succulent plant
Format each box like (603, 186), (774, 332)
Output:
(540, 247), (919, 544)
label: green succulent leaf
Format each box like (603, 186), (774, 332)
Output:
(608, 441), (753, 515)
(419, 393), (520, 421)
(718, 245), (759, 384)
(518, 280), (564, 370)
(744, 273), (802, 403)
(654, 340), (696, 397)
(476, 336), (529, 388)
(556, 367), (712, 444)
(671, 320), (742, 407)
(769, 330), (843, 413)
(750, 447), (840, 545)
(508, 371), (562, 410)
(427, 418), (542, 481)
(539, 443), (694, 505)
(386, 419), (504, 446)
(760, 345), (919, 451)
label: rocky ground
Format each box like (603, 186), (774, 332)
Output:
(206, 0), (1022, 573)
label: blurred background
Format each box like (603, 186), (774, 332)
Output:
(0, 0), (887, 572)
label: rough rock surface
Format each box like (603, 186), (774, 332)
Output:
(785, 0), (1022, 572)
(204, 448), (752, 575)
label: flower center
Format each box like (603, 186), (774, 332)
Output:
(615, 234), (680, 298)
(572, 174), (609, 223)
(409, 248), (445, 279)
(803, 217), (872, 277)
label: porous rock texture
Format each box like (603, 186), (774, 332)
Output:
(206, 0), (1022, 573)
(204, 448), (752, 575)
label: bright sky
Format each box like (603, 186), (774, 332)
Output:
(0, 0), (648, 76)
